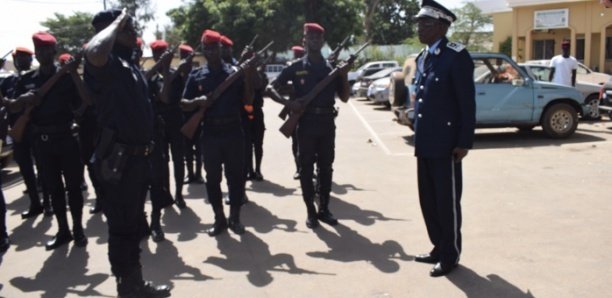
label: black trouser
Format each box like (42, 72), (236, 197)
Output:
(297, 119), (335, 215)
(417, 157), (463, 266)
(13, 136), (42, 209)
(79, 114), (103, 201)
(202, 126), (245, 213)
(247, 111), (265, 174)
(0, 175), (6, 239)
(150, 124), (172, 228)
(291, 131), (299, 171)
(184, 122), (203, 178)
(160, 111), (185, 195)
(97, 154), (150, 290)
(33, 133), (84, 234)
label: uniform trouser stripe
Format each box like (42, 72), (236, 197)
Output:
(451, 160), (460, 262)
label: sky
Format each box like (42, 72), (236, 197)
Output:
(0, 0), (467, 63)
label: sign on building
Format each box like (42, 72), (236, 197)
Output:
(534, 9), (569, 30)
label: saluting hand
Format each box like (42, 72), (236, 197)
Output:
(452, 147), (469, 163)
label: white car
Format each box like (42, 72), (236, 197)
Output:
(526, 59), (612, 86)
(348, 60), (399, 84)
(265, 64), (285, 81)
(367, 77), (391, 106)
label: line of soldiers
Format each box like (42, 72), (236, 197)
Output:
(0, 6), (357, 297)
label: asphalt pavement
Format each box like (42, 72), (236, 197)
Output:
(0, 97), (611, 298)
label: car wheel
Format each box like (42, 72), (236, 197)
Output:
(391, 73), (407, 107)
(583, 94), (601, 120)
(541, 103), (578, 138)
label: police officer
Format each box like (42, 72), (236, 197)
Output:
(11, 32), (87, 250)
(246, 66), (268, 181)
(181, 29), (254, 236)
(1, 47), (53, 219)
(411, 0), (476, 277)
(289, 45), (304, 180)
(270, 23), (351, 229)
(84, 9), (170, 297)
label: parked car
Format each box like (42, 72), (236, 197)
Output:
(367, 77), (391, 106)
(353, 66), (401, 98)
(526, 59), (612, 86)
(348, 60), (399, 85)
(519, 63), (602, 119)
(399, 53), (591, 138)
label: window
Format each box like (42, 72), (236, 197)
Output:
(576, 38), (585, 61)
(606, 36), (612, 60)
(533, 39), (555, 60)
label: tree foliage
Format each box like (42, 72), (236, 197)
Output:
(110, 0), (154, 34)
(450, 2), (492, 48)
(366, 0), (419, 44)
(41, 12), (95, 55)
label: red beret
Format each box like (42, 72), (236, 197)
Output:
(291, 45), (304, 55)
(179, 44), (193, 54)
(220, 35), (233, 47)
(561, 40), (570, 47)
(12, 47), (33, 56)
(304, 23), (325, 34)
(58, 53), (73, 64)
(201, 29), (221, 45)
(150, 40), (168, 51)
(136, 37), (143, 48)
(32, 32), (57, 47)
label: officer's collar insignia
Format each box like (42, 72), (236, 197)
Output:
(434, 48), (441, 55)
(446, 42), (465, 52)
(296, 70), (308, 76)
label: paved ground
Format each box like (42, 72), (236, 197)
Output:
(0, 97), (611, 298)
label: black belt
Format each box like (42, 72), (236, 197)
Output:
(115, 141), (155, 156)
(204, 117), (240, 126)
(31, 123), (72, 135)
(305, 106), (335, 115)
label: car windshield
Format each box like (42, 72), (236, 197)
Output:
(367, 67), (402, 79)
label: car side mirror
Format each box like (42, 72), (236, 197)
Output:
(512, 79), (525, 86)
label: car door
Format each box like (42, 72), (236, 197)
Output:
(473, 57), (535, 123)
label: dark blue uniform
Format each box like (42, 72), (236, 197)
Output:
(1, 74), (50, 216)
(245, 72), (267, 179)
(84, 50), (154, 287)
(413, 37), (476, 267)
(183, 63), (246, 223)
(275, 57), (344, 219)
(15, 66), (86, 245)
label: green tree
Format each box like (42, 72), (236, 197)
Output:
(499, 36), (512, 57)
(110, 0), (154, 34)
(40, 12), (95, 55)
(450, 2), (492, 48)
(369, 0), (420, 44)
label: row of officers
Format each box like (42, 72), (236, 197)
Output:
(0, 8), (350, 298)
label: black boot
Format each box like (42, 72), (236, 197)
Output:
(0, 237), (10, 253)
(118, 269), (171, 298)
(89, 198), (102, 214)
(21, 205), (43, 219)
(305, 200), (319, 229)
(73, 225), (88, 247)
(45, 231), (73, 250)
(194, 168), (204, 184)
(207, 207), (227, 237)
(228, 205), (245, 235)
(317, 195), (338, 226)
(150, 209), (165, 242)
(174, 192), (186, 209)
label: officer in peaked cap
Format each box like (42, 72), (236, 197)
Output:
(411, 0), (476, 277)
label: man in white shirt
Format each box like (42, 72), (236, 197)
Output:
(549, 40), (577, 87)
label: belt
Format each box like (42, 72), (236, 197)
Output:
(204, 117), (240, 126)
(305, 106), (336, 115)
(115, 141), (155, 156)
(31, 123), (72, 135)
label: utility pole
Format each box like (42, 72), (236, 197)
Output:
(103, 0), (107, 9)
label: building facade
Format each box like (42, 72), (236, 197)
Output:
(479, 0), (612, 73)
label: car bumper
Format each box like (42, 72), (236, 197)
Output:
(367, 86), (389, 103)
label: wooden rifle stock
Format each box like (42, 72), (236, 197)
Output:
(8, 62), (73, 142)
(279, 41), (370, 138)
(181, 41), (274, 139)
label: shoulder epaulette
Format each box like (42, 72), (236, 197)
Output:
(446, 41), (465, 52)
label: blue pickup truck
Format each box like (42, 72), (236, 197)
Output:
(391, 52), (592, 138)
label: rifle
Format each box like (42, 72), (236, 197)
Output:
(159, 44), (202, 104)
(327, 35), (351, 64)
(8, 62), (74, 142)
(181, 41), (274, 139)
(238, 34), (259, 64)
(279, 41), (370, 138)
(144, 45), (178, 81)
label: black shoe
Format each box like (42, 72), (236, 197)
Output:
(89, 203), (102, 214)
(415, 253), (439, 264)
(306, 216), (319, 229)
(184, 175), (194, 184)
(141, 225), (151, 240)
(45, 232), (73, 250)
(223, 196), (230, 205)
(151, 227), (165, 242)
(228, 219), (245, 235)
(21, 206), (43, 219)
(194, 175), (205, 184)
(73, 231), (88, 247)
(246, 172), (255, 181)
(43, 205), (54, 216)
(80, 182), (88, 191)
(207, 220), (228, 237)
(241, 194), (249, 205)
(430, 262), (457, 277)
(0, 237), (10, 252)
(174, 194), (187, 209)
(138, 281), (171, 298)
(253, 171), (264, 181)
(317, 210), (338, 226)
(293, 172), (300, 180)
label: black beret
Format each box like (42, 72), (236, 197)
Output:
(91, 9), (122, 27)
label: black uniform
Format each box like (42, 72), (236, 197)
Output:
(16, 65), (86, 247)
(275, 56), (344, 222)
(0, 174), (8, 252)
(78, 106), (104, 212)
(413, 37), (475, 267)
(183, 63), (246, 229)
(1, 74), (51, 217)
(246, 72), (267, 179)
(84, 49), (155, 292)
